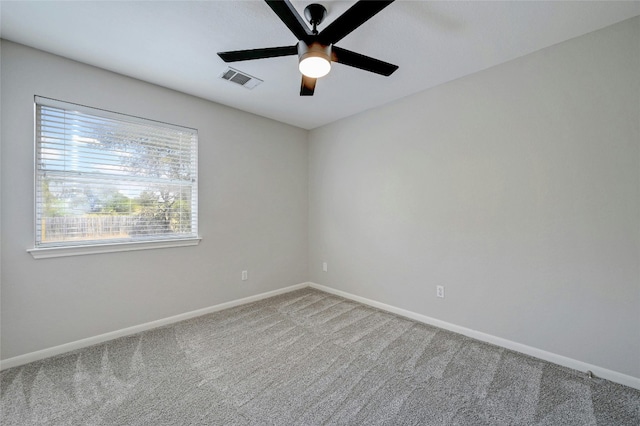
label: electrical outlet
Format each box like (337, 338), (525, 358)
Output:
(436, 285), (445, 298)
(241, 270), (248, 281)
(322, 262), (328, 272)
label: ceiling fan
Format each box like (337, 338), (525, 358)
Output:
(217, 0), (399, 96)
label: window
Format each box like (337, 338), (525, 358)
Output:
(30, 96), (199, 258)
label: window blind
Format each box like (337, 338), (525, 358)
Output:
(35, 96), (198, 247)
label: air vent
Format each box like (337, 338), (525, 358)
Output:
(220, 67), (263, 89)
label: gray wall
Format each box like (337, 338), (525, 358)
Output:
(0, 41), (309, 359)
(2, 17), (639, 381)
(309, 17), (640, 378)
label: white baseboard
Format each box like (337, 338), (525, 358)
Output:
(309, 282), (640, 391)
(0, 282), (310, 371)
(4, 281), (638, 391)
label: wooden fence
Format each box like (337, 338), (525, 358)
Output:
(42, 216), (138, 242)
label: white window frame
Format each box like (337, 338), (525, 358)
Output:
(28, 96), (200, 259)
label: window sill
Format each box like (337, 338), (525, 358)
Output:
(27, 237), (201, 259)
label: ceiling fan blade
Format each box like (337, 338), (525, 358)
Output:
(300, 75), (316, 96)
(332, 46), (398, 76)
(218, 45), (298, 62)
(265, 0), (312, 41)
(319, 0), (395, 44)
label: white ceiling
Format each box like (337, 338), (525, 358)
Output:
(1, 1), (639, 129)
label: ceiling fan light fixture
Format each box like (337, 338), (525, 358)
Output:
(298, 41), (331, 78)
(217, 1), (399, 96)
